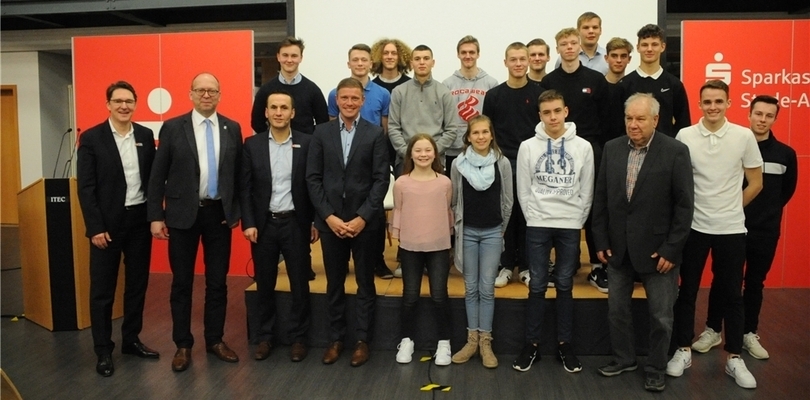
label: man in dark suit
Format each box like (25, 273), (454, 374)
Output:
(240, 90), (318, 362)
(78, 81), (159, 377)
(306, 77), (389, 367)
(592, 93), (694, 392)
(148, 72), (243, 372)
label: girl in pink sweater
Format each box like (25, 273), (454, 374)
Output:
(390, 133), (454, 366)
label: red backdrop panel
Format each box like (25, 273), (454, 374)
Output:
(682, 20), (809, 288)
(73, 31), (254, 275)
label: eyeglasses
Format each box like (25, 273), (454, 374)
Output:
(192, 88), (220, 96)
(109, 99), (135, 105)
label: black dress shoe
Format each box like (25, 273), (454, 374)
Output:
(96, 355), (114, 377)
(122, 342), (160, 359)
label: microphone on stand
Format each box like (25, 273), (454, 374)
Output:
(51, 128), (73, 178)
(62, 128), (81, 178)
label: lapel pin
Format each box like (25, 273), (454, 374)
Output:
(135, 142), (143, 146)
(292, 143), (301, 148)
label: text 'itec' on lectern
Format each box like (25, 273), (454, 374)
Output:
(17, 178), (123, 331)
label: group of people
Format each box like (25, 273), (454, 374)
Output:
(76, 10), (797, 395)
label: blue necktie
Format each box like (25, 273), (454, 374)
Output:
(204, 119), (218, 199)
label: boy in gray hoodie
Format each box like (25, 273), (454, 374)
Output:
(442, 35), (499, 173)
(512, 89), (594, 374)
(389, 44), (460, 174)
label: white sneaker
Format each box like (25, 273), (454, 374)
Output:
(691, 327), (722, 353)
(396, 338), (414, 363)
(494, 268), (512, 288)
(743, 332), (770, 360)
(435, 340), (451, 366)
(666, 348), (692, 377)
(393, 263), (402, 278)
(519, 270), (530, 287)
(726, 356), (757, 389)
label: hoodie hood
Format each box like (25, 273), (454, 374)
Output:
(451, 68), (491, 81)
(534, 121), (577, 175)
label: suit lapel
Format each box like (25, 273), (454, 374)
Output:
(345, 119), (363, 167)
(259, 131), (273, 185)
(182, 113), (200, 167)
(290, 133), (301, 182)
(133, 127), (151, 183)
(328, 120), (346, 169)
(218, 116), (232, 173)
(99, 123), (124, 177)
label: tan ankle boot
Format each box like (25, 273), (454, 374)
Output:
(479, 332), (498, 368)
(451, 330), (479, 363)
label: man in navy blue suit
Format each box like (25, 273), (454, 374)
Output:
(307, 78), (389, 367)
(240, 90), (318, 362)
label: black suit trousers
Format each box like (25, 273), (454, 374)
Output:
(89, 204), (152, 356)
(320, 228), (379, 343)
(252, 213), (312, 343)
(168, 202), (232, 348)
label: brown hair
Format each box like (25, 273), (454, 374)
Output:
(526, 38), (550, 55)
(555, 28), (579, 43)
(700, 79), (729, 98)
(336, 77), (364, 93)
(278, 36), (305, 53)
(606, 37), (633, 54)
(403, 133), (442, 174)
(538, 89), (565, 109)
(106, 81), (137, 101)
(348, 43), (371, 58)
(504, 42), (528, 58)
(457, 35), (480, 53)
(463, 115), (502, 157)
(577, 11), (601, 29)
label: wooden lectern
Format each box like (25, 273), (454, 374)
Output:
(17, 178), (123, 331)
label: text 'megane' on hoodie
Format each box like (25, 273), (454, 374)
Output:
(516, 121), (594, 229)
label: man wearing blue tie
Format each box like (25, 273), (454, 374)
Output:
(148, 72), (243, 372)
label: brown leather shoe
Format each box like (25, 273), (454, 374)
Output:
(350, 341), (370, 367)
(254, 341), (272, 361)
(322, 341), (343, 364)
(290, 342), (308, 362)
(172, 348), (191, 372)
(206, 342), (239, 363)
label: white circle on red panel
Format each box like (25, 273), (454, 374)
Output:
(148, 88), (172, 115)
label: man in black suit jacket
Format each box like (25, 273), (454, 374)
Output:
(148, 73), (243, 372)
(306, 78), (389, 367)
(77, 81), (159, 377)
(240, 90), (318, 362)
(592, 93), (694, 392)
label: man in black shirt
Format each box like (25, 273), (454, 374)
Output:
(483, 42), (543, 288)
(250, 37), (329, 135)
(540, 28), (611, 293)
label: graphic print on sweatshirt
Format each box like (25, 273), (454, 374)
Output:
(456, 95), (481, 121)
(534, 139), (576, 196)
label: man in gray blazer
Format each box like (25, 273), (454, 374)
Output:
(148, 72), (243, 372)
(592, 93), (694, 392)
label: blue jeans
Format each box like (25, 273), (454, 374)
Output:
(462, 226), (502, 332)
(400, 248), (451, 340)
(525, 227), (580, 344)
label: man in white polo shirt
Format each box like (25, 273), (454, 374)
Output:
(668, 80), (763, 389)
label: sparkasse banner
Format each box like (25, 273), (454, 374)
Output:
(682, 20), (809, 288)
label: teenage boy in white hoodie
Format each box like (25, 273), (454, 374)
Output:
(512, 89), (594, 374)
